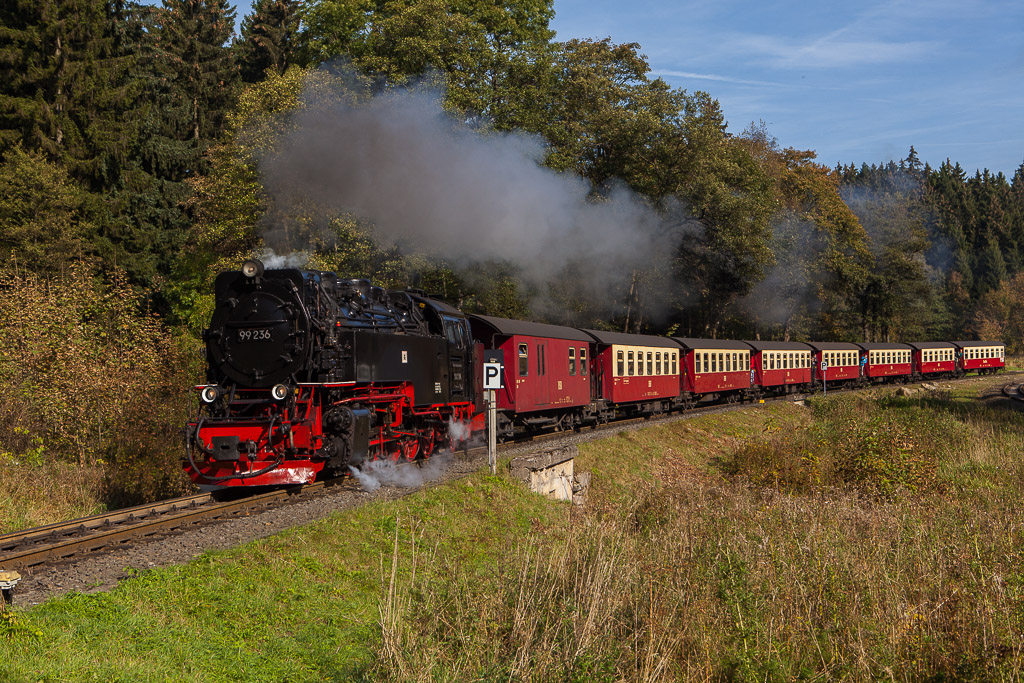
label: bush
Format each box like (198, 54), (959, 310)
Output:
(0, 264), (198, 512)
(724, 394), (968, 495)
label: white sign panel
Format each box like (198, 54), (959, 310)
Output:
(483, 362), (503, 390)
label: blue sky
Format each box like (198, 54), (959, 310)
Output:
(549, 0), (1024, 177)
(224, 0), (1023, 176)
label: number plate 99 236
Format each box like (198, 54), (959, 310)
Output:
(237, 328), (274, 343)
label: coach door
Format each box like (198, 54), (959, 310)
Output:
(536, 340), (549, 405)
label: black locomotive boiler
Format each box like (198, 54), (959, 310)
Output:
(185, 260), (479, 487)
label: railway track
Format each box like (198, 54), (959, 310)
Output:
(0, 481), (353, 573)
(3, 372), (1016, 577)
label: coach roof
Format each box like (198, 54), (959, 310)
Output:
(744, 341), (813, 352)
(672, 338), (752, 351)
(857, 342), (912, 351)
(907, 341), (956, 350)
(952, 340), (1004, 347)
(468, 314), (594, 342)
(582, 329), (680, 348)
(804, 341), (861, 351)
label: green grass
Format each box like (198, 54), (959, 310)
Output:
(3, 376), (1024, 681)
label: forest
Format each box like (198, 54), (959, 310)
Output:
(1, 0), (1023, 500)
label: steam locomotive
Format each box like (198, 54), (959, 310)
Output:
(184, 259), (478, 487)
(184, 260), (1006, 489)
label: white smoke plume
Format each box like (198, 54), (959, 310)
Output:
(260, 76), (680, 319)
(349, 452), (454, 492)
(259, 248), (312, 270)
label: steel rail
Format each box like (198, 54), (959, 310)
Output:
(0, 484), (332, 571)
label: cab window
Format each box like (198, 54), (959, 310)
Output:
(441, 315), (464, 348)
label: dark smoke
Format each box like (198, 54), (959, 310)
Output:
(259, 73), (683, 321)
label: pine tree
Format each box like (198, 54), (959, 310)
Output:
(149, 0), (238, 151)
(0, 0), (132, 190)
(905, 145), (922, 172)
(236, 0), (302, 82)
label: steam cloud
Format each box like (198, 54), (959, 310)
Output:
(349, 452), (454, 492)
(260, 77), (680, 319)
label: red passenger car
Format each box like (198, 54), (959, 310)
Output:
(806, 342), (862, 386)
(858, 342), (913, 382)
(673, 338), (752, 401)
(583, 329), (681, 413)
(468, 315), (593, 435)
(746, 341), (813, 394)
(908, 342), (957, 378)
(953, 341), (1005, 375)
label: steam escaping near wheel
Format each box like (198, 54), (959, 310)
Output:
(349, 452), (454, 492)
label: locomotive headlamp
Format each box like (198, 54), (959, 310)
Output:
(241, 259), (265, 279)
(271, 383), (290, 401)
(200, 386), (220, 403)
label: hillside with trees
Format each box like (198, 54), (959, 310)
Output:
(1, 0), (1023, 502)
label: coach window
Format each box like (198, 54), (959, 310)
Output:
(568, 348), (576, 376)
(628, 351), (635, 376)
(617, 350), (624, 377)
(695, 353), (702, 374)
(581, 348), (588, 376)
(710, 353), (717, 373)
(648, 352), (654, 376)
(638, 352), (645, 375)
(656, 352), (662, 375)
(672, 353), (678, 375)
(518, 343), (529, 377)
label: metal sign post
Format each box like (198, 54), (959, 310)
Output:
(821, 360), (828, 396)
(487, 390), (497, 475)
(482, 354), (504, 476)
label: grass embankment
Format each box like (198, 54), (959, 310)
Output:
(3, 377), (1024, 681)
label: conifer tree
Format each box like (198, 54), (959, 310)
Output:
(236, 0), (302, 82)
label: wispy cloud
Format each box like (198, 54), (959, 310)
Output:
(653, 70), (790, 87)
(738, 35), (941, 69)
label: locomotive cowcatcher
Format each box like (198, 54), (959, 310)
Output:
(184, 260), (478, 488)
